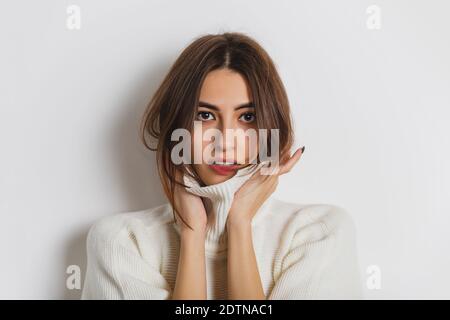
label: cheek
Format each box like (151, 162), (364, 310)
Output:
(191, 123), (219, 161)
(190, 127), (208, 163)
(243, 129), (259, 161)
(246, 139), (259, 163)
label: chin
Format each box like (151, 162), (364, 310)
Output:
(204, 172), (235, 185)
(196, 166), (236, 186)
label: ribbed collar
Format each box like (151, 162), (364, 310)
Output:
(173, 162), (274, 256)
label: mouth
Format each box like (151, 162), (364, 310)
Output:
(208, 160), (242, 175)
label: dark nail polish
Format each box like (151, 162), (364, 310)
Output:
(301, 146), (305, 153)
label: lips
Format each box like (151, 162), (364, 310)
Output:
(208, 163), (241, 175)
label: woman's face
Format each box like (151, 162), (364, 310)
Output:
(192, 68), (259, 185)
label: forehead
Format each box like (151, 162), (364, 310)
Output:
(199, 69), (252, 108)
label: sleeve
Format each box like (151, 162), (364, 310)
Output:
(81, 221), (173, 300)
(267, 206), (364, 300)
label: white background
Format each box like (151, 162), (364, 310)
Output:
(1, 0), (449, 299)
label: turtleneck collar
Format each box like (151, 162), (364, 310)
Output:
(173, 161), (274, 256)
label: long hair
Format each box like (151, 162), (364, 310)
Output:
(140, 32), (294, 230)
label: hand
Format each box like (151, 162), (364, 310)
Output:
(227, 147), (305, 227)
(173, 170), (208, 233)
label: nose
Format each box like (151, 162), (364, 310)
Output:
(214, 116), (246, 162)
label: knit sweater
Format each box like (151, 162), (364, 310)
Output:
(81, 164), (364, 300)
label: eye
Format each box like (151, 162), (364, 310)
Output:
(196, 111), (215, 121)
(239, 112), (256, 123)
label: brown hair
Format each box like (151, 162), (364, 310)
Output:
(140, 32), (294, 230)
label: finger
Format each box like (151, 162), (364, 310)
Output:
(260, 167), (280, 185)
(260, 161), (282, 181)
(245, 164), (276, 189)
(279, 147), (304, 175)
(257, 160), (281, 177)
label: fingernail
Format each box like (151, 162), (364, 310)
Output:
(301, 146), (305, 154)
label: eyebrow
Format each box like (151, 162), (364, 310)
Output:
(198, 100), (255, 111)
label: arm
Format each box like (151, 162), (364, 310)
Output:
(226, 148), (304, 299)
(226, 219), (265, 300)
(172, 226), (207, 299)
(81, 224), (172, 300)
(268, 207), (364, 300)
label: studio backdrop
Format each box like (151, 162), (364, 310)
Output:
(0, 0), (449, 299)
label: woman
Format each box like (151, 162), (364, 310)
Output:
(81, 32), (363, 300)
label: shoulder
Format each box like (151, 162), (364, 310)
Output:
(269, 198), (357, 246)
(268, 199), (363, 299)
(301, 203), (357, 236)
(269, 198), (356, 228)
(85, 203), (174, 253)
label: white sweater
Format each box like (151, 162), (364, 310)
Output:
(81, 165), (364, 300)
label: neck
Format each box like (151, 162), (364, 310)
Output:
(174, 162), (272, 255)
